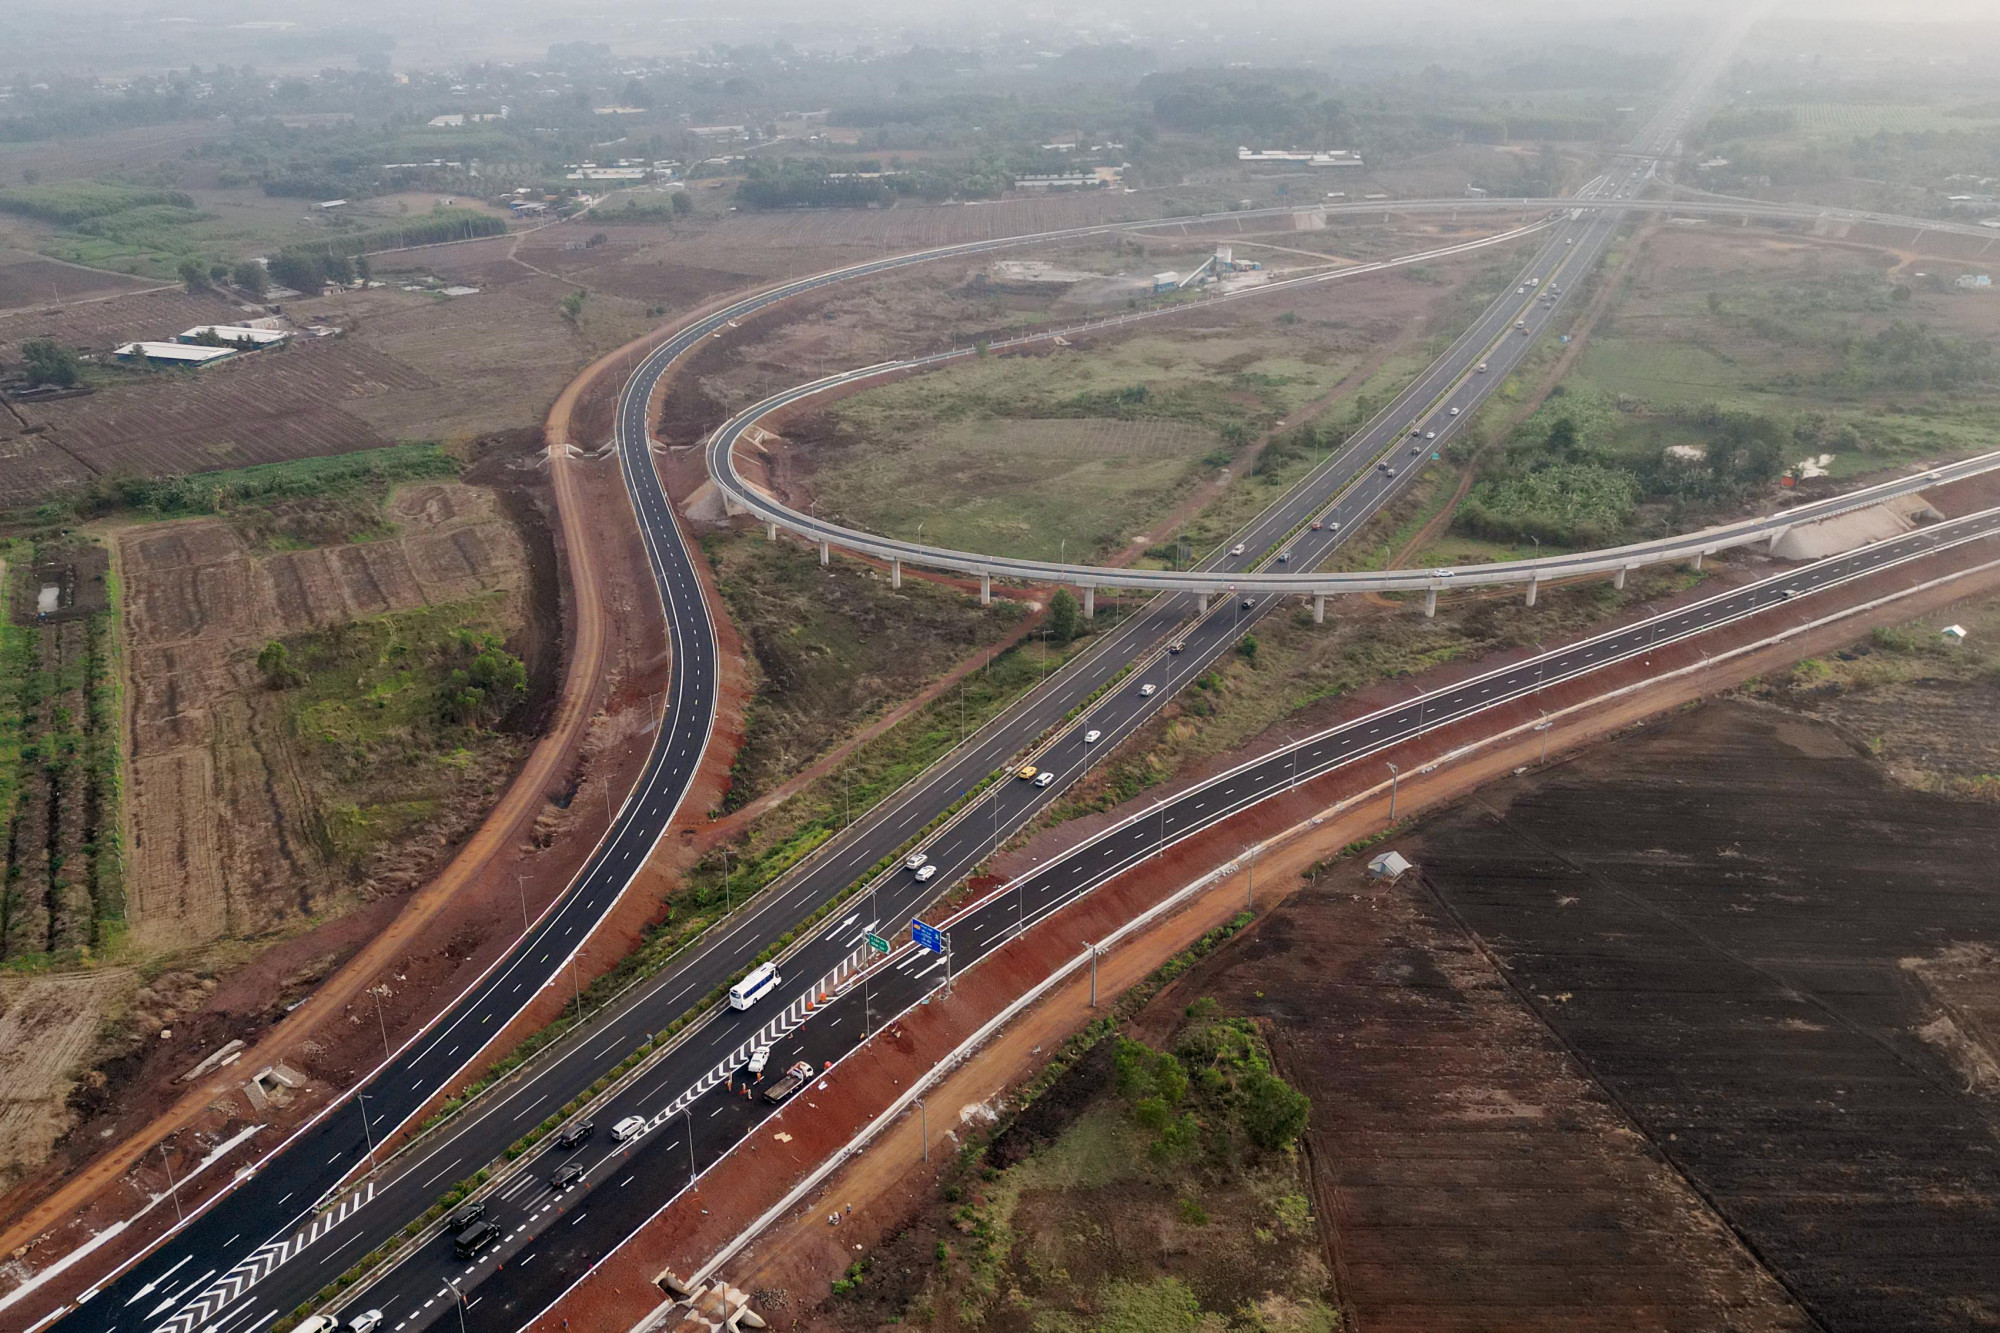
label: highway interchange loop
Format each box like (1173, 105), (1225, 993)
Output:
(47, 31), (1999, 1332)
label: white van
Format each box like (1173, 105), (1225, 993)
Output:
(729, 963), (780, 1011)
(293, 1318), (337, 1333)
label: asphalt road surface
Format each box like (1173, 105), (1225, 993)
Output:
(48, 20), (1752, 1331)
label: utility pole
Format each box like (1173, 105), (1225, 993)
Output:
(1537, 710), (1552, 764)
(571, 951), (585, 1022)
(917, 1098), (928, 1160)
(357, 1091), (378, 1171)
(721, 845), (731, 912)
(372, 985), (392, 1061)
(1386, 762), (1400, 820)
(1246, 848), (1257, 912)
(517, 873), (528, 932)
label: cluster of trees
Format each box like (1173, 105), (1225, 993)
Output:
(18, 338), (81, 389)
(1833, 321), (1996, 393)
(1144, 71), (1352, 146)
(438, 629), (528, 727)
(735, 156), (1015, 209)
(266, 250), (370, 295)
(0, 183), (195, 225)
(1112, 1007), (1311, 1162)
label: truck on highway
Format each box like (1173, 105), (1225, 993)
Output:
(763, 1060), (818, 1104)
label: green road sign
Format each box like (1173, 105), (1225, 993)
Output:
(866, 932), (892, 954)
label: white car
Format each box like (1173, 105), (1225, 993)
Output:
(915, 863), (939, 882)
(1449, 406), (1460, 416)
(1425, 431), (1436, 440)
(1084, 729), (1102, 743)
(1229, 543), (1246, 556)
(347, 1313), (384, 1333)
(1034, 771), (1055, 787)
(1139, 683), (1157, 697)
(904, 852), (928, 872)
(613, 1115), (646, 1143)
(1475, 362), (1488, 372)
(1431, 568), (1455, 578)
(1277, 551), (1290, 563)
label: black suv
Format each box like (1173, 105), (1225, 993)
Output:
(444, 1201), (486, 1233)
(552, 1161), (586, 1191)
(553, 1119), (594, 1150)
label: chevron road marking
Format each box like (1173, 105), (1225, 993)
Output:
(147, 1184), (374, 1333)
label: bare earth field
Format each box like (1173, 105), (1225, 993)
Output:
(1400, 700), (2000, 1331)
(117, 481), (531, 953)
(0, 249), (161, 312)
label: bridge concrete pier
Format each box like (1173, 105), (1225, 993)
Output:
(1614, 566), (1627, 590)
(891, 557), (901, 589)
(766, 521), (778, 542)
(1197, 593), (1210, 614)
(1768, 527), (1788, 553)
(1525, 575), (1539, 608)
(1312, 594), (1325, 625)
(819, 540), (830, 566)
(1692, 550), (1703, 571)
(980, 571), (992, 605)
(1082, 586), (1095, 619)
(1423, 587), (1438, 618)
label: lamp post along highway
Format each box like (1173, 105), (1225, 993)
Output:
(1387, 762), (1400, 819)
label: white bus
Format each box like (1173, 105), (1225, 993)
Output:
(729, 963), (780, 1010)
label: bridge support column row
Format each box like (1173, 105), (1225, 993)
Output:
(819, 540), (830, 566)
(891, 557), (901, 589)
(1525, 575), (1538, 608)
(980, 571), (991, 606)
(1312, 594), (1325, 625)
(1082, 586), (1095, 619)
(1423, 588), (1438, 618)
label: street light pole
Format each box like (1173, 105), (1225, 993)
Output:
(1087, 942), (1097, 1008)
(1537, 710), (1552, 764)
(1386, 762), (1400, 820)
(517, 873), (528, 932)
(357, 1091), (378, 1171)
(916, 1098), (928, 1160)
(448, 1278), (468, 1333)
(571, 951), (585, 1023)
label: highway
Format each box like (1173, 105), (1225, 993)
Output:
(299, 79), (1715, 1333)
(337, 501), (2000, 1333)
(36, 15), (1771, 1331)
(51, 175), (1626, 1333)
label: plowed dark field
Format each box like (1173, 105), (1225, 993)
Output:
(1192, 698), (2000, 1331)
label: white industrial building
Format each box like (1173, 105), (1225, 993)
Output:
(113, 341), (237, 365)
(178, 325), (293, 348)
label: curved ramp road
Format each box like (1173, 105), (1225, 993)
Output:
(344, 505), (2000, 1333)
(48, 198), (1581, 1333)
(34, 16), (1809, 1327)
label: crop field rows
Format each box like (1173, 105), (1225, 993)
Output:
(0, 285), (236, 351)
(4, 341), (441, 506)
(0, 542), (122, 965)
(117, 483), (530, 952)
(1775, 102), (2000, 137)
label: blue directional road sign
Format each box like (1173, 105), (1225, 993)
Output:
(912, 920), (947, 954)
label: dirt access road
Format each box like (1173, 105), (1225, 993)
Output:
(0, 288), (753, 1303)
(524, 498), (2000, 1330)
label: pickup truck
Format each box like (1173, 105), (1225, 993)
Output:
(763, 1060), (818, 1104)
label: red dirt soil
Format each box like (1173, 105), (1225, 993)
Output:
(524, 520), (2000, 1331)
(0, 299), (745, 1321)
